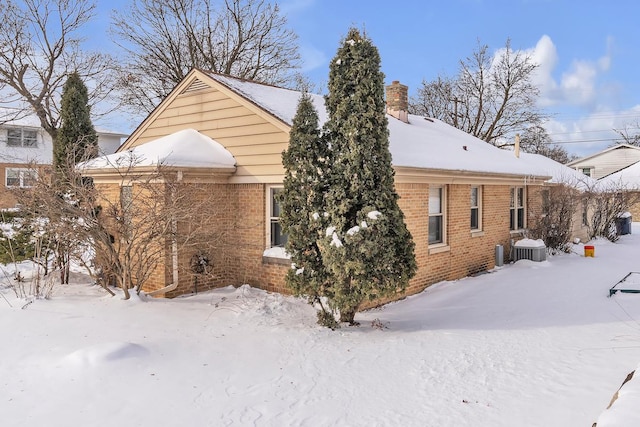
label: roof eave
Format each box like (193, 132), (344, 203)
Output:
(80, 164), (236, 183)
(393, 165), (551, 184)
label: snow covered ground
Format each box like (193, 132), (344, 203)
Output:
(2, 227), (640, 426)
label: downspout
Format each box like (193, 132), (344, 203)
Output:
(146, 171), (182, 297)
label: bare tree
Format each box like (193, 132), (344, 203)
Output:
(0, 0), (118, 138)
(613, 122), (640, 146)
(16, 150), (227, 299)
(583, 180), (640, 241)
(519, 125), (575, 164)
(410, 39), (546, 146)
(528, 184), (578, 253)
(111, 0), (301, 114)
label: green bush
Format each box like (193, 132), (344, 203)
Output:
(0, 214), (36, 264)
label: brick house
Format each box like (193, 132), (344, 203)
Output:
(0, 112), (127, 209)
(81, 69), (555, 299)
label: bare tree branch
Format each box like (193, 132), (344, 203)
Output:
(111, 0), (301, 114)
(0, 0), (119, 139)
(613, 122), (640, 147)
(410, 39), (546, 146)
(15, 150), (228, 299)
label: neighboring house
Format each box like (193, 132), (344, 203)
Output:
(598, 160), (640, 220)
(568, 144), (640, 179)
(520, 152), (597, 243)
(81, 69), (555, 299)
(0, 113), (127, 209)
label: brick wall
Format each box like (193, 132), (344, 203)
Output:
(0, 166), (17, 208)
(220, 182), (537, 301)
(0, 163), (48, 209)
(91, 179), (545, 304)
(397, 183), (514, 297)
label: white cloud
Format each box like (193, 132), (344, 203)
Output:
(518, 34), (640, 156)
(560, 60), (597, 106)
(527, 34), (613, 110)
(543, 105), (640, 157)
(528, 35), (559, 107)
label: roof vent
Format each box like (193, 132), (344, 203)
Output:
(181, 78), (209, 94)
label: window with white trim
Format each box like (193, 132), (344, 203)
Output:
(267, 187), (287, 248)
(6, 128), (38, 148)
(510, 186), (525, 231)
(429, 185), (446, 245)
(470, 186), (482, 231)
(580, 167), (592, 177)
(5, 168), (37, 188)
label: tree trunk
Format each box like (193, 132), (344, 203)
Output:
(121, 275), (130, 300)
(339, 305), (359, 326)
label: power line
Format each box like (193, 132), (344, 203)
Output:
(551, 138), (619, 145)
(547, 128), (639, 136)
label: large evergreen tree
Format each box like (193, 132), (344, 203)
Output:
(280, 93), (336, 325)
(281, 27), (413, 327)
(321, 28), (416, 325)
(281, 28), (417, 327)
(54, 72), (98, 176)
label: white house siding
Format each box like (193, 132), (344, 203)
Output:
(569, 145), (640, 179)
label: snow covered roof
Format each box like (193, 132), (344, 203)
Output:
(79, 128), (236, 170)
(207, 73), (550, 179)
(597, 160), (640, 190)
(209, 74), (329, 125)
(519, 152), (597, 190)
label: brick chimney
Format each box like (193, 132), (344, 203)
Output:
(385, 80), (409, 123)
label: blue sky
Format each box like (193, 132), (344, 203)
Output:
(94, 0), (640, 157)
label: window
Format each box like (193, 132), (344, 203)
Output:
(5, 168), (37, 188)
(510, 186), (525, 231)
(6, 128), (38, 148)
(268, 187), (287, 248)
(580, 167), (591, 177)
(470, 186), (482, 230)
(429, 185), (446, 245)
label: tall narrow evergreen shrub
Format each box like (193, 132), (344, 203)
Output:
(320, 27), (416, 324)
(54, 72), (98, 176)
(281, 28), (417, 327)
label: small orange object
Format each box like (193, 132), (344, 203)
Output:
(584, 245), (595, 257)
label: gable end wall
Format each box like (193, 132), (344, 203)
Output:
(127, 87), (290, 181)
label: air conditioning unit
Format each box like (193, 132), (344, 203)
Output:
(513, 239), (547, 262)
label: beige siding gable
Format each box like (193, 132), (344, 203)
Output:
(571, 146), (640, 179)
(121, 69), (291, 181)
